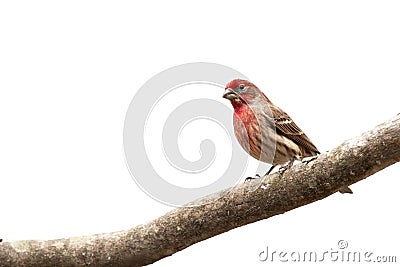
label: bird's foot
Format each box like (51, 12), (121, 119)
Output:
(302, 155), (318, 165)
(278, 158), (295, 174)
(278, 165), (289, 175)
(264, 165), (276, 176)
(245, 174), (260, 182)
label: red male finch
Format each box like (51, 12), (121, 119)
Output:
(223, 79), (352, 194)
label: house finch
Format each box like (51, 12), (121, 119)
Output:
(223, 79), (352, 194)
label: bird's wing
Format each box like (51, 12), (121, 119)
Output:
(268, 104), (319, 154)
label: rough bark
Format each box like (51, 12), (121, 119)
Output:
(1, 114), (399, 267)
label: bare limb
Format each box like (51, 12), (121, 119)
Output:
(1, 114), (399, 267)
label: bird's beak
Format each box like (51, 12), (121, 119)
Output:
(223, 88), (237, 100)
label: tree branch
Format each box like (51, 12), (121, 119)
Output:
(1, 114), (400, 267)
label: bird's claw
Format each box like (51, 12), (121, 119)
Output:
(302, 155), (318, 165)
(278, 165), (288, 175)
(278, 158), (295, 174)
(245, 174), (260, 182)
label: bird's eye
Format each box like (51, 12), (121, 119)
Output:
(239, 84), (245, 90)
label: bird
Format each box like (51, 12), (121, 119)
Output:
(223, 79), (352, 194)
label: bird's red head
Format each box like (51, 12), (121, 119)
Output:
(225, 79), (256, 90)
(223, 79), (265, 108)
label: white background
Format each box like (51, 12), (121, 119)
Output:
(1, 1), (399, 266)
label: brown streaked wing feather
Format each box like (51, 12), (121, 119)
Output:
(268, 104), (319, 155)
